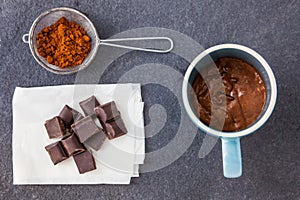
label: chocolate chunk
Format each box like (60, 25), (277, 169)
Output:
(71, 116), (102, 143)
(44, 116), (66, 138)
(74, 113), (84, 122)
(79, 96), (100, 116)
(45, 141), (68, 165)
(84, 130), (106, 151)
(94, 106), (107, 123)
(66, 114), (84, 134)
(102, 117), (127, 140)
(61, 133), (85, 156)
(94, 101), (120, 123)
(59, 105), (84, 127)
(94, 101), (127, 140)
(73, 150), (96, 174)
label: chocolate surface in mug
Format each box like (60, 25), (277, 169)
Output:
(192, 57), (266, 132)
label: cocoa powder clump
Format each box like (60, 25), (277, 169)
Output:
(36, 17), (91, 68)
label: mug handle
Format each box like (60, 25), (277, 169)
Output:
(221, 137), (242, 178)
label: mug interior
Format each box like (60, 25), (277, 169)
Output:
(184, 44), (277, 138)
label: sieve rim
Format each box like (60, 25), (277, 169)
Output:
(27, 7), (100, 75)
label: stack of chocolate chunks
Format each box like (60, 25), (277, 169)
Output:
(44, 96), (127, 174)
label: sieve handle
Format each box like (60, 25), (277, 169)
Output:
(22, 34), (30, 43)
(99, 37), (173, 53)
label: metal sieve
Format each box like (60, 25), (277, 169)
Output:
(22, 7), (174, 74)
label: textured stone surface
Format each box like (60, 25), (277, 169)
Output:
(0, 0), (299, 199)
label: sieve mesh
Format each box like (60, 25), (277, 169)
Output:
(28, 7), (99, 74)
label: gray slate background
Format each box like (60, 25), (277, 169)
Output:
(0, 0), (299, 199)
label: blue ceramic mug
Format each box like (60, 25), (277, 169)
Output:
(182, 44), (277, 178)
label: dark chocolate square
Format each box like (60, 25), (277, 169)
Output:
(102, 117), (127, 140)
(45, 141), (68, 165)
(84, 129), (106, 151)
(94, 101), (120, 123)
(79, 96), (100, 116)
(74, 113), (84, 122)
(59, 105), (84, 127)
(44, 116), (66, 139)
(61, 133), (85, 156)
(73, 150), (96, 174)
(71, 116), (101, 143)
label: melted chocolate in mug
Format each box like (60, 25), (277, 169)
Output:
(192, 57), (266, 132)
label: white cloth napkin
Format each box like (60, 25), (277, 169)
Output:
(12, 84), (145, 185)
